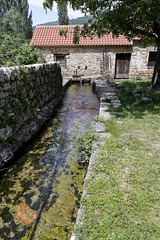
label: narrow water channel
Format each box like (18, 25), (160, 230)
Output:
(0, 84), (99, 240)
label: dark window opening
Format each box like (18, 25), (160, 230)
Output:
(78, 66), (80, 69)
(55, 54), (66, 68)
(85, 66), (87, 70)
(148, 52), (156, 67)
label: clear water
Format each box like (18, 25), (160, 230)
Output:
(0, 84), (99, 240)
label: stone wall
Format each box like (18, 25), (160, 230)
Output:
(129, 45), (156, 78)
(0, 62), (63, 169)
(39, 46), (132, 78)
(103, 45), (155, 79)
(40, 44), (155, 80)
(40, 46), (103, 76)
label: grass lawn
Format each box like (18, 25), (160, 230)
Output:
(75, 79), (160, 240)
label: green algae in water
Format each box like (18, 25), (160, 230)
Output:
(31, 152), (86, 240)
(0, 84), (99, 240)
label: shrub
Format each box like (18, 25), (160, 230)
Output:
(75, 126), (98, 164)
(0, 33), (45, 67)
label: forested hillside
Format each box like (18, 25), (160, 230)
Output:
(36, 15), (93, 27)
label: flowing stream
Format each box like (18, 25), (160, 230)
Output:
(0, 83), (99, 240)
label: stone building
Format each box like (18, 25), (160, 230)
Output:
(30, 25), (157, 79)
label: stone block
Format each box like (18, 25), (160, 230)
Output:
(11, 81), (17, 90)
(15, 125), (31, 143)
(4, 83), (11, 91)
(36, 77), (40, 86)
(3, 68), (16, 82)
(99, 110), (111, 120)
(36, 69), (41, 77)
(30, 90), (34, 99)
(30, 82), (34, 88)
(113, 103), (121, 109)
(41, 76), (44, 84)
(41, 106), (50, 118)
(10, 69), (16, 81)
(0, 126), (13, 139)
(0, 69), (4, 82)
(100, 102), (111, 107)
(11, 138), (22, 152)
(21, 112), (30, 123)
(96, 123), (106, 133)
(0, 99), (5, 108)
(4, 73), (9, 81)
(0, 147), (14, 163)
(0, 109), (4, 117)
(29, 121), (38, 135)
(29, 74), (35, 81)
(16, 115), (24, 131)
(22, 88), (27, 96)
(45, 76), (49, 83)
(31, 100), (37, 108)
(28, 67), (34, 74)
(0, 92), (6, 99)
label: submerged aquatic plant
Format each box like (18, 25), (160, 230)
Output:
(74, 125), (98, 164)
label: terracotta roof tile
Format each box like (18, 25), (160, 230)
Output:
(30, 25), (132, 47)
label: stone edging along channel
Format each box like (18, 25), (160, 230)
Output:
(70, 77), (121, 240)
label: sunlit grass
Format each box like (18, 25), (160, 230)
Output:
(75, 79), (160, 239)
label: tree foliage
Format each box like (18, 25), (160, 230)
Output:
(34, 15), (93, 28)
(0, 0), (32, 39)
(1, 7), (26, 38)
(57, 1), (69, 25)
(0, 0), (15, 19)
(0, 33), (45, 67)
(43, 0), (160, 38)
(43, 0), (160, 89)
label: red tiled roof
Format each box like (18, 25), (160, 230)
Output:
(30, 25), (132, 47)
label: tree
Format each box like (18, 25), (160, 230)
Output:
(43, 0), (160, 89)
(0, 0), (15, 19)
(57, 1), (69, 25)
(14, 0), (33, 39)
(27, 10), (33, 39)
(0, 0), (32, 39)
(0, 33), (45, 67)
(2, 7), (26, 38)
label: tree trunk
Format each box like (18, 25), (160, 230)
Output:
(150, 37), (160, 90)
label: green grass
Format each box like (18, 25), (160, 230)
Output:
(75, 79), (160, 239)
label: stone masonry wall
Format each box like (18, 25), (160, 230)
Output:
(40, 46), (132, 78)
(0, 62), (63, 169)
(129, 45), (156, 79)
(40, 46), (104, 76)
(40, 45), (155, 80)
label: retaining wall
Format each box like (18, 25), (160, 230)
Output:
(0, 62), (64, 169)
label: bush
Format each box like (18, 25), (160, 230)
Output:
(75, 126), (98, 164)
(0, 33), (45, 67)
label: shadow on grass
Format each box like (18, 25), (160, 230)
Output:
(116, 80), (160, 119)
